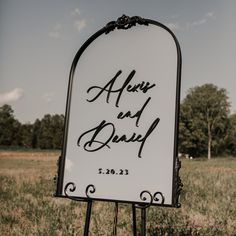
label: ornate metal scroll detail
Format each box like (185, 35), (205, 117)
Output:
(153, 191), (165, 204)
(64, 182), (76, 195)
(136, 190), (165, 209)
(174, 158), (183, 207)
(85, 184), (96, 198)
(105, 15), (149, 34)
(64, 182), (81, 201)
(63, 182), (96, 201)
(139, 191), (153, 209)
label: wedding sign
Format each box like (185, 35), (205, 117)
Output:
(56, 16), (182, 207)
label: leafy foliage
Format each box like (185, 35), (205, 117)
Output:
(37, 114), (64, 149)
(179, 84), (232, 158)
(0, 105), (64, 150)
(0, 105), (21, 146)
(225, 114), (236, 156)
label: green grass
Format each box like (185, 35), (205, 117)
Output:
(0, 152), (236, 235)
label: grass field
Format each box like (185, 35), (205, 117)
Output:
(0, 151), (236, 235)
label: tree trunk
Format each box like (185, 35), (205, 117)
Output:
(208, 121), (212, 160)
(208, 136), (211, 159)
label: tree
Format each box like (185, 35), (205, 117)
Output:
(19, 123), (33, 148)
(32, 119), (41, 148)
(0, 104), (65, 149)
(38, 114), (64, 149)
(50, 114), (64, 149)
(179, 84), (230, 159)
(225, 113), (236, 156)
(0, 104), (21, 146)
(38, 114), (53, 149)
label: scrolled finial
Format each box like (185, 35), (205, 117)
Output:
(105, 15), (149, 34)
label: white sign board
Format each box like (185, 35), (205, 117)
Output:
(56, 16), (182, 207)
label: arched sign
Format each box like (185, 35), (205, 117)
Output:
(56, 15), (182, 207)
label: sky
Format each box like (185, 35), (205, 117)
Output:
(0, 0), (236, 123)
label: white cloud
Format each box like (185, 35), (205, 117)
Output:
(71, 7), (87, 32)
(187, 11), (215, 29)
(0, 88), (24, 104)
(166, 22), (180, 31)
(49, 23), (62, 39)
(74, 19), (87, 32)
(42, 92), (55, 103)
(49, 9), (87, 37)
(206, 12), (214, 18)
(71, 8), (80, 17)
(191, 18), (207, 27)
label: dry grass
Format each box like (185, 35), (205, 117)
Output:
(0, 151), (236, 235)
(0, 151), (58, 181)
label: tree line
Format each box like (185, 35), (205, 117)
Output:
(0, 83), (236, 158)
(0, 104), (64, 149)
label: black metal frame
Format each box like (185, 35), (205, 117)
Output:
(54, 15), (183, 235)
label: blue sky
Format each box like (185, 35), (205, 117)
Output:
(1, 0), (236, 122)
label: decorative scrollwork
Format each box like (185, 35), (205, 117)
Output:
(105, 15), (149, 34)
(153, 191), (165, 204)
(140, 191), (153, 202)
(64, 182), (76, 196)
(85, 184), (96, 198)
(63, 182), (96, 201)
(138, 190), (153, 209)
(136, 190), (165, 209)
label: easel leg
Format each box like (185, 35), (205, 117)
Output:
(112, 202), (119, 236)
(132, 204), (137, 236)
(84, 200), (93, 236)
(141, 208), (146, 236)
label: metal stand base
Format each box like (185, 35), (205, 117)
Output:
(112, 202), (119, 236)
(82, 201), (147, 236)
(141, 207), (146, 236)
(132, 204), (147, 236)
(84, 200), (93, 236)
(132, 204), (137, 236)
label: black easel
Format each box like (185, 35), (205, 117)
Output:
(64, 182), (165, 236)
(112, 202), (148, 236)
(132, 204), (148, 236)
(82, 201), (148, 236)
(84, 200), (93, 236)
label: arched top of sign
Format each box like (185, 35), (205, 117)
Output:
(56, 15), (182, 208)
(69, 15), (181, 81)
